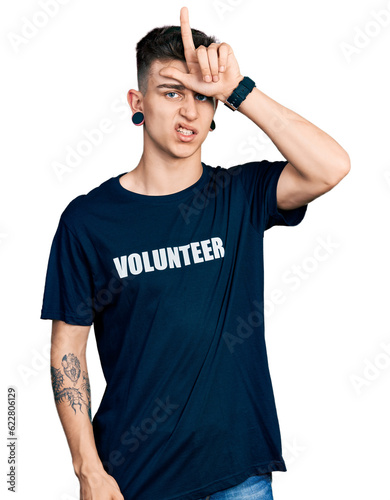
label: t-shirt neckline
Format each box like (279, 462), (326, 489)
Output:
(111, 162), (209, 204)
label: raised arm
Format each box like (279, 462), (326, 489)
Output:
(50, 320), (124, 500)
(158, 6), (351, 212)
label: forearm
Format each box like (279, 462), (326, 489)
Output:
(50, 325), (103, 476)
(237, 86), (350, 184)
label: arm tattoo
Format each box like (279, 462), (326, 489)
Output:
(51, 352), (91, 421)
(51, 366), (64, 394)
(61, 353), (81, 383)
(81, 371), (92, 421)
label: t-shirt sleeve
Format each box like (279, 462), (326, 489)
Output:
(40, 215), (95, 326)
(232, 159), (308, 232)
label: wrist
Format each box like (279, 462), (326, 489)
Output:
(217, 75), (244, 103)
(223, 76), (256, 111)
(73, 453), (105, 478)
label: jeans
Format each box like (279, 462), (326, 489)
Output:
(199, 473), (273, 500)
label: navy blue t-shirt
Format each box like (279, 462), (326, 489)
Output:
(40, 160), (307, 500)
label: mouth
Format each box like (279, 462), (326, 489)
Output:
(175, 123), (198, 142)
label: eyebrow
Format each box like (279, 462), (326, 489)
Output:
(156, 83), (187, 91)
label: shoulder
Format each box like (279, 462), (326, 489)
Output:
(203, 162), (244, 186)
(204, 160), (286, 189)
(203, 160), (284, 191)
(60, 174), (117, 229)
(227, 159), (287, 175)
(206, 160), (287, 179)
(225, 159), (288, 188)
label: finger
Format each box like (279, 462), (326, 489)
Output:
(218, 43), (230, 72)
(207, 43), (220, 82)
(180, 7), (196, 62)
(158, 67), (189, 87)
(196, 45), (212, 82)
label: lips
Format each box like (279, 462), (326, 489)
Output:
(175, 122), (198, 142)
(176, 123), (198, 135)
(176, 129), (196, 142)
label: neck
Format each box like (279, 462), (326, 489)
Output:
(122, 143), (203, 196)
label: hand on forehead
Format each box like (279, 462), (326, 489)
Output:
(157, 6), (242, 103)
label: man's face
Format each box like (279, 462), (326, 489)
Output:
(139, 58), (217, 159)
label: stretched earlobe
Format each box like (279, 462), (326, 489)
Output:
(210, 119), (216, 131)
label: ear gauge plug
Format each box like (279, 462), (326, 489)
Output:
(132, 112), (145, 126)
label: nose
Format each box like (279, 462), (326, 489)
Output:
(180, 94), (198, 121)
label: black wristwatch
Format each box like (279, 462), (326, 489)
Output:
(224, 76), (256, 111)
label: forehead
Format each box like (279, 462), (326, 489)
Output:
(146, 58), (217, 108)
(149, 59), (189, 88)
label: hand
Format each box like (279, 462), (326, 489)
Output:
(158, 6), (244, 103)
(76, 466), (124, 500)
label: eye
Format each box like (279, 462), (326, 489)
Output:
(196, 94), (208, 102)
(165, 91), (179, 98)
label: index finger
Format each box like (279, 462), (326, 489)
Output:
(180, 6), (196, 55)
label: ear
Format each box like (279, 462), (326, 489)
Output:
(127, 89), (143, 114)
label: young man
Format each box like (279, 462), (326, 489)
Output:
(41, 7), (350, 500)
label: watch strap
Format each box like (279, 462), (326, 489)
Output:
(224, 76), (256, 111)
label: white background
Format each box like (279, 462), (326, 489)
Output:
(1, 0), (389, 498)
